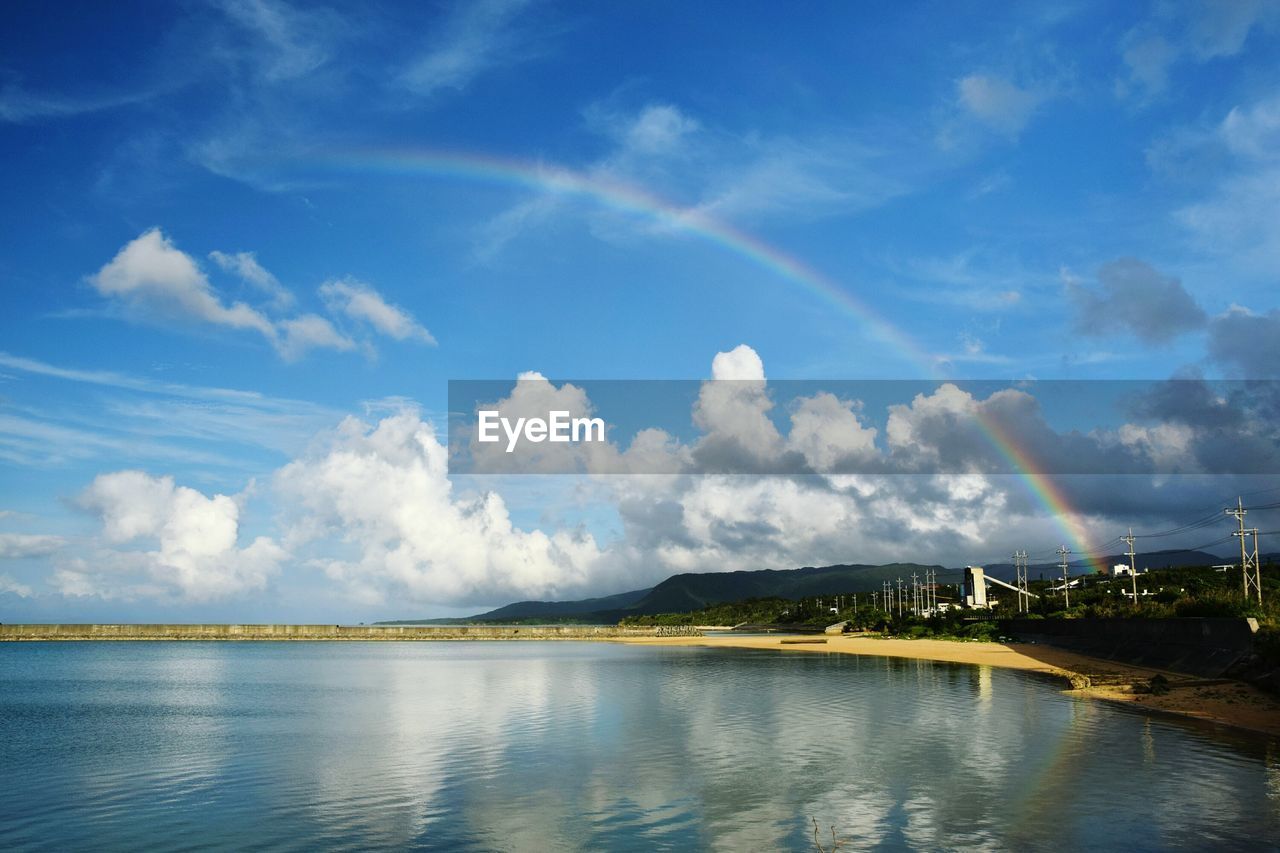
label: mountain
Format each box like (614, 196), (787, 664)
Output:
(628, 563), (959, 614)
(467, 588), (652, 621)
(378, 562), (960, 624)
(378, 548), (1273, 625)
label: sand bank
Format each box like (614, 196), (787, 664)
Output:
(619, 633), (1280, 737)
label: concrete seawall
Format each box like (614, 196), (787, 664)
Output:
(1003, 617), (1259, 678)
(0, 623), (704, 641)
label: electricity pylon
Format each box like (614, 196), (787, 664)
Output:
(1058, 545), (1071, 608)
(1226, 497), (1263, 605)
(1122, 528), (1138, 607)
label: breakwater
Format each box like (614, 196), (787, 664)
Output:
(1003, 617), (1258, 678)
(0, 623), (703, 641)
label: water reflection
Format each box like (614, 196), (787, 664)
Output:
(0, 642), (1276, 851)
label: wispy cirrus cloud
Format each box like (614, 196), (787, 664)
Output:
(211, 0), (338, 83)
(0, 351), (345, 469)
(0, 82), (160, 124)
(1116, 0), (1280, 99)
(955, 74), (1050, 136)
(209, 250), (295, 309)
(1148, 93), (1280, 278)
(398, 0), (542, 97)
(474, 100), (927, 259)
(320, 279), (436, 344)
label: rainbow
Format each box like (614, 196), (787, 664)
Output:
(974, 417), (1107, 574)
(314, 146), (1105, 574)
(315, 147), (935, 370)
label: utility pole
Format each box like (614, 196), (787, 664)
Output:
(896, 577), (905, 617)
(1013, 550), (1029, 613)
(1122, 528), (1138, 607)
(911, 572), (919, 615)
(1058, 546), (1071, 608)
(1226, 497), (1263, 605)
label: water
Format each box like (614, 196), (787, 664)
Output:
(1, 642), (1277, 851)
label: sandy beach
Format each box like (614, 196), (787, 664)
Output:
(620, 633), (1280, 737)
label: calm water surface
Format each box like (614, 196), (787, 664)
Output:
(1, 641), (1277, 851)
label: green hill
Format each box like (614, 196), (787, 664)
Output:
(629, 563), (958, 614)
(378, 562), (961, 624)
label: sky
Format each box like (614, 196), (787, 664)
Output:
(2, 0), (1280, 621)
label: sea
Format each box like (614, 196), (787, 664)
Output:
(1, 641), (1277, 851)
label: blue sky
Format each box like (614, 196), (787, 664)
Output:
(2, 1), (1279, 620)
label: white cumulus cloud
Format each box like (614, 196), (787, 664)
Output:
(89, 229), (426, 360)
(274, 409), (601, 605)
(91, 228), (276, 339)
(69, 470), (285, 601)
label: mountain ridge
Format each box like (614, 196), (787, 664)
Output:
(376, 548), (1249, 625)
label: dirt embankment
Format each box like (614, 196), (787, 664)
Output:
(621, 633), (1280, 737)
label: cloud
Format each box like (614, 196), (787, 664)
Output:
(209, 249), (295, 308)
(1187, 0), (1279, 59)
(1118, 34), (1178, 96)
(710, 344), (765, 381)
(786, 393), (878, 472)
(1117, 2), (1279, 97)
(1176, 167), (1280, 269)
(884, 250), (1037, 314)
(0, 411), (237, 468)
(70, 470), (285, 600)
(0, 351), (344, 468)
(0, 83), (159, 123)
(399, 0), (539, 97)
(212, 0), (336, 83)
(1220, 96), (1280, 159)
(23, 346), (1280, 608)
(1156, 93), (1280, 275)
(0, 533), (66, 559)
(90, 228), (277, 338)
(956, 74), (1047, 135)
(319, 279), (436, 344)
(1147, 92), (1280, 275)
(276, 314), (357, 361)
(89, 230), (423, 360)
(1066, 258), (1206, 345)
(0, 574), (33, 597)
(616, 104), (700, 155)
(464, 373), (630, 474)
(694, 136), (907, 222)
(477, 102), (921, 258)
(275, 408), (601, 605)
(1206, 306), (1280, 377)
(692, 363), (787, 471)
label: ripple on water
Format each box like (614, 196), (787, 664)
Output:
(1, 641), (1277, 851)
